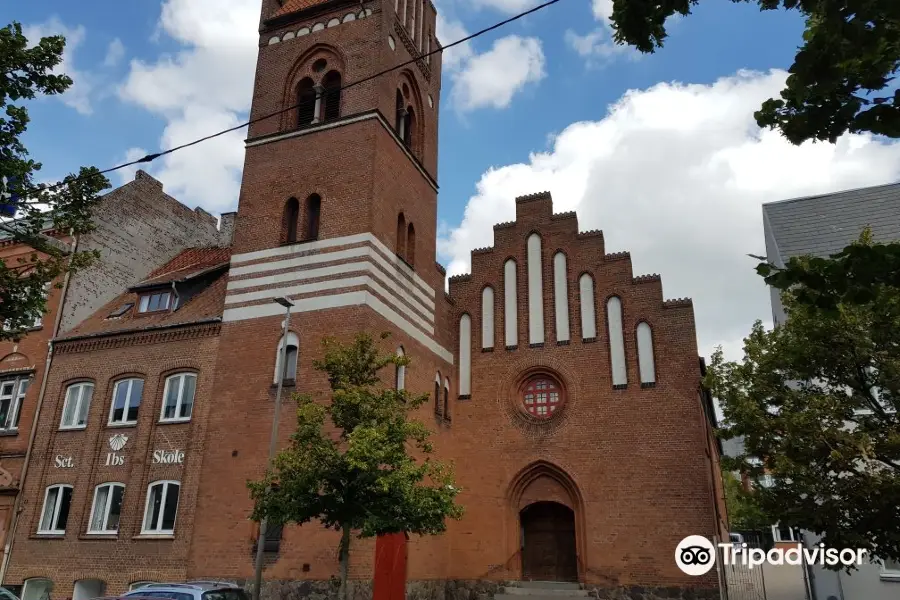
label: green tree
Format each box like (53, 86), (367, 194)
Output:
(248, 333), (464, 600)
(0, 22), (109, 340)
(708, 231), (900, 566)
(722, 470), (769, 532)
(609, 0), (900, 144)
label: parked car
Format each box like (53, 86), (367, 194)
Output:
(121, 582), (249, 600)
(0, 587), (20, 600)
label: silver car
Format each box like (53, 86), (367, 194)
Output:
(123, 582), (249, 600)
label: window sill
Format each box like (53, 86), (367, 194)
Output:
(58, 425), (86, 432)
(0, 430), (19, 437)
(612, 384), (628, 390)
(31, 533), (65, 539)
(80, 533), (119, 540)
(158, 418), (191, 425)
(270, 380), (296, 389)
(458, 394), (471, 400)
(133, 533), (175, 540)
(107, 422), (138, 429)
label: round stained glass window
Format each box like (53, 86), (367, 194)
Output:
(521, 377), (563, 419)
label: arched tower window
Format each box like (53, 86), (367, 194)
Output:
(443, 377), (450, 421)
(303, 194), (321, 240)
(406, 222), (416, 267)
(434, 372), (441, 415)
(297, 78), (316, 127)
(636, 322), (656, 386)
(395, 347), (406, 391)
(395, 90), (406, 139)
(403, 106), (415, 148)
(396, 213), (406, 258)
(283, 197), (300, 243)
(322, 70), (342, 121)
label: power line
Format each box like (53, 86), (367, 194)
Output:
(7, 0), (563, 203)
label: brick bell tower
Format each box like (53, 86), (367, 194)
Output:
(189, 0), (455, 584)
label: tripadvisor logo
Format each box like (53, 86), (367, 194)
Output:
(675, 535), (868, 575)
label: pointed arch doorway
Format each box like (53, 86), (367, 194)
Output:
(508, 460), (586, 583)
(520, 501), (578, 581)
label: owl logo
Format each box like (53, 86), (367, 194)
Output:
(108, 433), (129, 452)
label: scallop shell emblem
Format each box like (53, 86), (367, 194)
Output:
(108, 434), (128, 452)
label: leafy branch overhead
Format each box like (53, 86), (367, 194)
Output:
(0, 22), (108, 339)
(248, 333), (463, 600)
(709, 230), (900, 565)
(609, 0), (900, 144)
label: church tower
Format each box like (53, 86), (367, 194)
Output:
(189, 0), (455, 584)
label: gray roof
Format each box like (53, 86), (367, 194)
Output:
(763, 182), (900, 263)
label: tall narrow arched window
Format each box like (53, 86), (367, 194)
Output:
(403, 106), (415, 148)
(297, 78), (316, 126)
(553, 252), (569, 343)
(322, 71), (342, 121)
(395, 90), (405, 138)
(443, 378), (450, 421)
(459, 314), (471, 396)
(504, 259), (517, 348)
(481, 286), (495, 350)
(607, 297), (627, 387)
(434, 372), (441, 415)
(579, 274), (596, 340)
(527, 234), (544, 345)
(395, 347), (406, 391)
(636, 322), (656, 386)
(406, 223), (416, 267)
(283, 197), (300, 243)
(304, 194), (321, 240)
(274, 332), (300, 385)
(396, 213), (406, 258)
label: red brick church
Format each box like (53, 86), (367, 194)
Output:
(2, 0), (726, 598)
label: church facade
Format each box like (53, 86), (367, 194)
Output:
(2, 0), (727, 598)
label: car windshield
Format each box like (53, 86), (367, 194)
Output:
(130, 592), (193, 600)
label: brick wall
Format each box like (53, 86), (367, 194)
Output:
(4, 325), (222, 595)
(60, 171), (224, 334)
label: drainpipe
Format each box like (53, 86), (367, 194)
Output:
(0, 234), (79, 584)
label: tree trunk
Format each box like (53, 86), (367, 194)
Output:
(338, 524), (351, 600)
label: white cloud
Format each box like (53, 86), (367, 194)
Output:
(436, 14), (474, 71)
(468, 0), (539, 14)
(23, 18), (93, 114)
(115, 147), (150, 186)
(437, 69), (900, 361)
(449, 35), (545, 111)
(117, 0), (258, 212)
(564, 0), (638, 66)
(103, 38), (125, 67)
(592, 0), (612, 21)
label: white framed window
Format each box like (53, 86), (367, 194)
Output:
(138, 291), (172, 313)
(60, 382), (93, 430)
(22, 578), (53, 600)
(87, 483), (124, 534)
(108, 378), (143, 425)
(0, 375), (29, 432)
(142, 480), (180, 534)
(38, 484), (72, 534)
(160, 373), (196, 422)
(772, 523), (799, 542)
(880, 557), (900, 580)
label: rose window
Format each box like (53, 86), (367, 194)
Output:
(522, 377), (563, 418)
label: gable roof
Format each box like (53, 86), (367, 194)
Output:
(763, 182), (900, 264)
(59, 247), (231, 341)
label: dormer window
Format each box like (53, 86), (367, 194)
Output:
(138, 291), (172, 313)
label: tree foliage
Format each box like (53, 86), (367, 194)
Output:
(709, 230), (900, 566)
(609, 0), (900, 144)
(248, 333), (463, 600)
(0, 22), (108, 339)
(722, 470), (770, 532)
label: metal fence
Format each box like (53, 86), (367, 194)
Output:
(718, 532), (768, 600)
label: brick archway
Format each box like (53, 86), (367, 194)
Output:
(506, 461), (587, 582)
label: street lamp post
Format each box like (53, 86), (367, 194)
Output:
(252, 296), (294, 600)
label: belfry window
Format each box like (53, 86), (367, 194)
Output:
(284, 197), (300, 243)
(297, 78), (316, 126)
(303, 194), (321, 240)
(322, 71), (342, 121)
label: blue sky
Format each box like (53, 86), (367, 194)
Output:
(9, 0), (900, 358)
